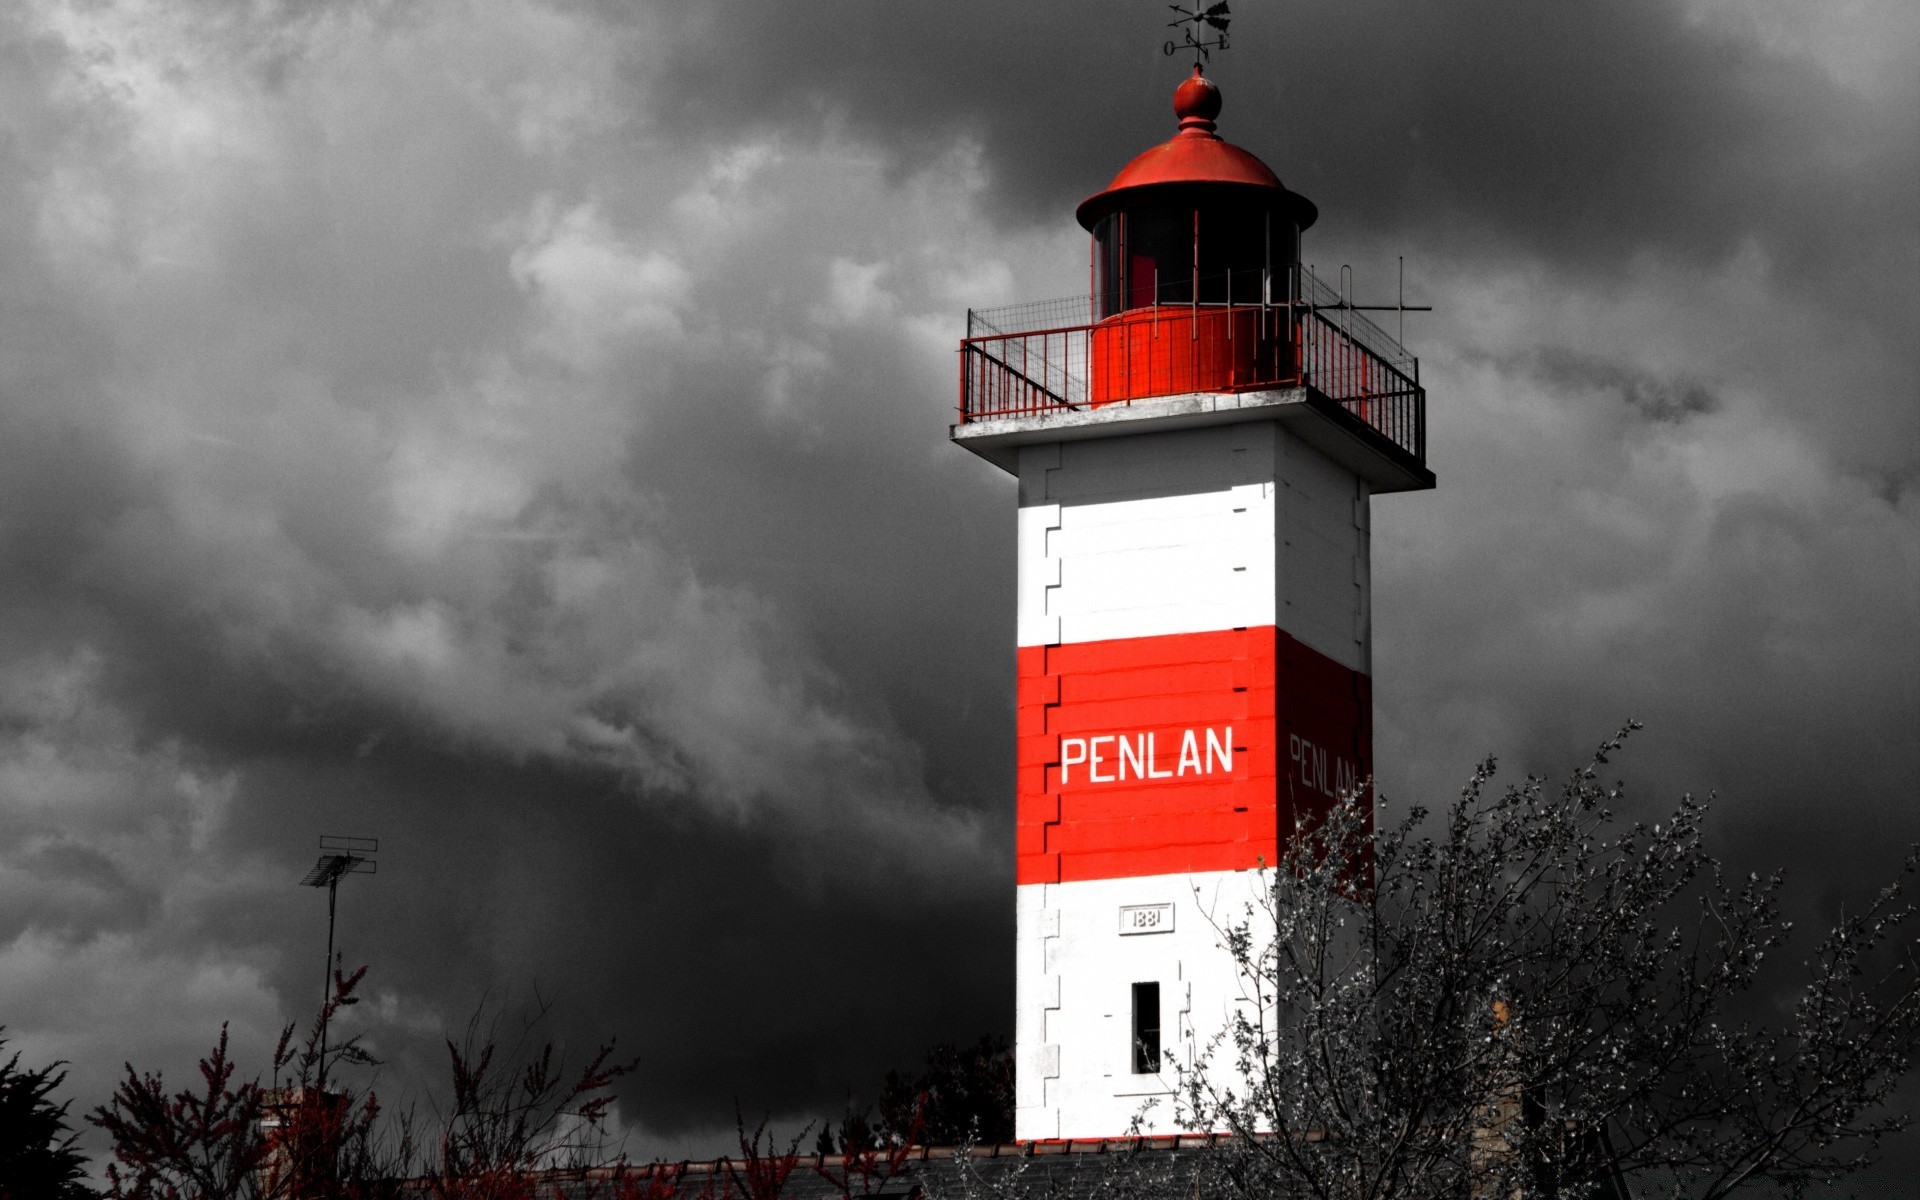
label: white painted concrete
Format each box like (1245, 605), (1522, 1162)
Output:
(1016, 424), (1370, 674)
(1016, 483), (1275, 648)
(1015, 870), (1274, 1140)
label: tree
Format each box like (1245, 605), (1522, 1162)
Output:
(0, 1029), (94, 1200)
(819, 1035), (1013, 1156)
(877, 1036), (1014, 1148)
(1109, 725), (1920, 1200)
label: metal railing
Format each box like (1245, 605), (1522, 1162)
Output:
(959, 268), (1425, 465)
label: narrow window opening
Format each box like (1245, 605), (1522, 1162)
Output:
(1131, 982), (1161, 1074)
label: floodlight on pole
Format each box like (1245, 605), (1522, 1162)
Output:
(299, 834), (377, 1090)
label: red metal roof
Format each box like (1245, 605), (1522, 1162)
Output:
(1075, 66), (1314, 231)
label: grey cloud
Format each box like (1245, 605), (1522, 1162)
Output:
(1, 840), (155, 940)
(1510, 346), (1722, 423)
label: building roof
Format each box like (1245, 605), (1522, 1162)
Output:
(388, 1132), (1633, 1200)
(459, 1138), (1228, 1200)
(1075, 67), (1317, 232)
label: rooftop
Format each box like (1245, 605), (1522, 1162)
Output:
(1075, 65), (1316, 231)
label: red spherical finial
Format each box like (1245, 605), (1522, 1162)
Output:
(1172, 63), (1222, 134)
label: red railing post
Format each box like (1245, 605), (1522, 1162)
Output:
(959, 344), (969, 423)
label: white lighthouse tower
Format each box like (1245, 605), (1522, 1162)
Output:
(951, 66), (1434, 1141)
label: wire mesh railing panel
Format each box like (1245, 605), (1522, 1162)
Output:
(969, 295), (1096, 338)
(961, 329), (1092, 419)
(1296, 268), (1417, 375)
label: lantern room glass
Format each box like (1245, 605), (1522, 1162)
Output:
(1093, 204), (1300, 320)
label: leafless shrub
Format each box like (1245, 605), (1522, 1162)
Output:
(975, 725), (1920, 1200)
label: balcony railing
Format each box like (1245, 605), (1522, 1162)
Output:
(958, 269), (1425, 466)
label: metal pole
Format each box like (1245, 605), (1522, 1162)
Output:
(1341, 265), (1353, 341)
(319, 874), (337, 1091)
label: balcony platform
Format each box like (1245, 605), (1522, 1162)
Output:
(950, 386), (1435, 494)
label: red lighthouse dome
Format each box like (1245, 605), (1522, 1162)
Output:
(1075, 65), (1315, 231)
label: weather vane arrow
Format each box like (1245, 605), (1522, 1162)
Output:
(1164, 2), (1230, 61)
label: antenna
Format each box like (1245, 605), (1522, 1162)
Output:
(299, 834), (377, 1090)
(1164, 2), (1231, 61)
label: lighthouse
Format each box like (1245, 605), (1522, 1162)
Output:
(951, 66), (1434, 1141)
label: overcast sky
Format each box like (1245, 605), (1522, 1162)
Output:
(1, 0), (1915, 1173)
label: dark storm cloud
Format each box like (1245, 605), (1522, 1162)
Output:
(0, 0), (1012, 1150)
(1505, 346), (1721, 423)
(0, 0), (1914, 1174)
(646, 0), (1916, 290)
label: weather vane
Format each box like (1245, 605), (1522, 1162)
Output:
(1164, 2), (1230, 61)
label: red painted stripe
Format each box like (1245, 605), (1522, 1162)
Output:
(1016, 626), (1370, 885)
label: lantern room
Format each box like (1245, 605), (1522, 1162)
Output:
(1079, 65), (1319, 404)
(1081, 66), (1317, 314)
